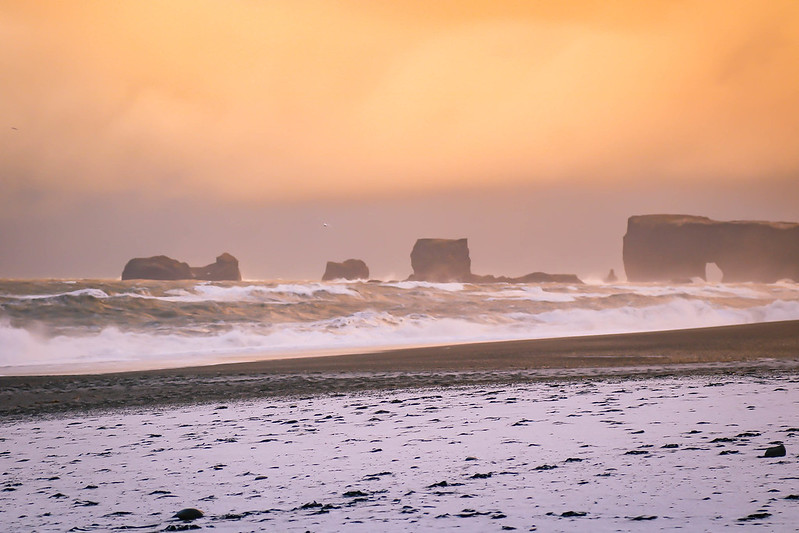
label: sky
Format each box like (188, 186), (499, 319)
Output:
(2, 0), (798, 280)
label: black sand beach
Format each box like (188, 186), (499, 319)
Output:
(2, 320), (798, 419)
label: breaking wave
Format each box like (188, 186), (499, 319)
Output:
(1, 279), (798, 374)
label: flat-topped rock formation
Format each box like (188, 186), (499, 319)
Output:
(122, 253), (241, 281)
(623, 215), (799, 282)
(407, 238), (582, 284)
(322, 259), (369, 281)
(408, 238), (472, 282)
(121, 255), (193, 281)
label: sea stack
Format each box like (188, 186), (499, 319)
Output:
(322, 259), (369, 281)
(121, 255), (193, 280)
(191, 253), (242, 281)
(122, 253), (241, 281)
(623, 215), (799, 282)
(408, 238), (472, 282)
(406, 238), (582, 284)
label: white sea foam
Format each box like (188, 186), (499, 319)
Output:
(3, 288), (111, 300)
(481, 286), (578, 302)
(522, 298), (799, 336)
(158, 283), (362, 302)
(384, 281), (467, 292)
(97, 283), (364, 303)
(3, 297), (798, 375)
(620, 283), (771, 299)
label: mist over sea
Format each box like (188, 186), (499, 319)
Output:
(2, 279), (799, 376)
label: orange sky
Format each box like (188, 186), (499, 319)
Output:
(3, 0), (799, 209)
(1, 1), (798, 279)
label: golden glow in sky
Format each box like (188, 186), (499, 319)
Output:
(3, 0), (799, 207)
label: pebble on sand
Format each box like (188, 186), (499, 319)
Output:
(174, 508), (204, 520)
(762, 444), (786, 458)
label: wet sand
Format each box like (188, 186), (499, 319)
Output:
(2, 320), (798, 419)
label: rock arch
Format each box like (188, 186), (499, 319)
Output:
(623, 215), (799, 283)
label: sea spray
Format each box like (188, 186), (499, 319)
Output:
(1, 279), (798, 374)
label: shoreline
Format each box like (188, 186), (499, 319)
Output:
(2, 320), (798, 419)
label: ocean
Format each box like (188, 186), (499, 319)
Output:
(2, 278), (798, 376)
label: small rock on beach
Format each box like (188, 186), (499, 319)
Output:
(174, 508), (204, 521)
(762, 444), (786, 458)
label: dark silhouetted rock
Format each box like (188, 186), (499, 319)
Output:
(470, 273), (583, 284)
(605, 269), (618, 283)
(322, 259), (369, 281)
(623, 215), (799, 282)
(762, 444), (786, 458)
(409, 238), (472, 282)
(408, 238), (583, 284)
(121, 255), (192, 280)
(174, 508), (204, 521)
(122, 253), (241, 281)
(190, 253), (241, 281)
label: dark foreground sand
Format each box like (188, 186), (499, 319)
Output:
(2, 320), (798, 418)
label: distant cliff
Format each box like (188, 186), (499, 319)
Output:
(122, 253), (241, 281)
(407, 238), (582, 284)
(623, 215), (799, 282)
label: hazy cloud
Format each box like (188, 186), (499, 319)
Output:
(2, 0), (798, 212)
(1, 1), (798, 279)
